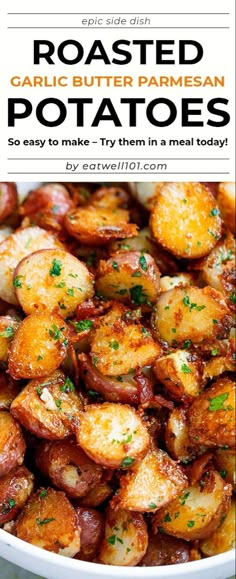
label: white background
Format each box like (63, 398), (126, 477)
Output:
(0, 0), (235, 181)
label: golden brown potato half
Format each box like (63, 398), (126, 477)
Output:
(96, 251), (160, 305)
(65, 206), (138, 245)
(153, 470), (232, 541)
(74, 507), (104, 561)
(150, 182), (222, 259)
(214, 449), (236, 489)
(200, 232), (236, 309)
(0, 183), (18, 223)
(0, 226), (63, 305)
(188, 377), (235, 448)
(14, 249), (94, 318)
(10, 370), (83, 440)
(109, 227), (154, 256)
(79, 353), (139, 405)
(160, 273), (197, 292)
(0, 411), (26, 477)
(35, 439), (103, 498)
(0, 372), (20, 410)
(111, 448), (187, 513)
(154, 286), (232, 346)
(153, 350), (203, 402)
(79, 482), (113, 508)
(76, 402), (150, 469)
(90, 303), (161, 376)
(19, 183), (74, 230)
(200, 497), (235, 556)
(165, 407), (195, 463)
(98, 507), (148, 566)
(15, 488), (81, 556)
(0, 315), (20, 362)
(140, 530), (190, 566)
(217, 182), (235, 234)
(0, 465), (34, 525)
(8, 313), (70, 379)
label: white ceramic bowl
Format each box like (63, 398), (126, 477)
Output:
(0, 529), (235, 579)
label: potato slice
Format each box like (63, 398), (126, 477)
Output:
(200, 497), (235, 556)
(214, 449), (236, 489)
(74, 507), (104, 561)
(35, 439), (103, 498)
(96, 252), (160, 305)
(111, 448), (187, 513)
(14, 249), (94, 318)
(153, 470), (232, 541)
(76, 402), (150, 469)
(0, 226), (62, 305)
(15, 488), (81, 556)
(19, 183), (74, 230)
(0, 465), (34, 525)
(150, 182), (222, 258)
(8, 313), (70, 379)
(0, 411), (25, 477)
(0, 372), (20, 410)
(0, 315), (20, 362)
(165, 407), (195, 463)
(217, 182), (235, 234)
(65, 206), (138, 245)
(140, 530), (190, 566)
(98, 507), (148, 566)
(153, 350), (203, 401)
(90, 303), (161, 376)
(154, 286), (232, 346)
(79, 354), (139, 405)
(0, 182), (18, 223)
(10, 370), (83, 439)
(188, 377), (235, 448)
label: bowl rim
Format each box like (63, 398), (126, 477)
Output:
(0, 528), (235, 577)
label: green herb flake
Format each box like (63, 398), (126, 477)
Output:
(187, 520), (195, 528)
(107, 535), (116, 545)
(109, 340), (119, 350)
(179, 491), (190, 506)
(60, 377), (75, 393)
(149, 502), (157, 509)
(181, 364), (192, 374)
(208, 229), (220, 240)
(8, 498), (16, 508)
(141, 327), (151, 337)
(120, 457), (135, 468)
(211, 348), (219, 356)
(131, 271), (142, 277)
(54, 281), (66, 288)
(36, 387), (42, 397)
(183, 340), (192, 349)
(39, 490), (47, 499)
(139, 255), (148, 271)
(112, 261), (119, 271)
(164, 306), (170, 310)
(92, 356), (98, 367)
(171, 328), (176, 333)
(130, 285), (148, 306)
(164, 513), (171, 522)
(36, 518), (56, 526)
(117, 537), (124, 544)
(49, 258), (62, 277)
(72, 319), (93, 332)
(0, 326), (15, 339)
(230, 290), (236, 305)
(55, 399), (62, 411)
(219, 470), (227, 478)
(13, 275), (23, 288)
(208, 392), (229, 412)
(48, 323), (64, 341)
(212, 318), (218, 324)
(67, 288), (74, 297)
(209, 207), (220, 217)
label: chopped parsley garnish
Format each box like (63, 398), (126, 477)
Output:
(13, 275), (23, 288)
(39, 490), (47, 499)
(112, 261), (119, 271)
(187, 520), (195, 528)
(182, 294), (206, 312)
(0, 326), (15, 339)
(36, 387), (42, 397)
(48, 323), (64, 340)
(219, 470), (227, 478)
(49, 259), (62, 277)
(164, 513), (171, 522)
(54, 281), (66, 288)
(130, 285), (148, 305)
(60, 377), (75, 393)
(55, 399), (62, 410)
(209, 207), (220, 217)
(208, 392), (230, 411)
(179, 491), (190, 506)
(181, 364), (192, 374)
(107, 535), (116, 545)
(183, 340), (192, 349)
(211, 348), (219, 356)
(120, 457), (135, 468)
(230, 290), (236, 304)
(208, 229), (220, 240)
(72, 319), (93, 332)
(66, 288), (74, 296)
(212, 318), (218, 324)
(36, 518), (55, 525)
(139, 255), (148, 271)
(109, 340), (119, 350)
(37, 355), (43, 361)
(149, 502), (157, 509)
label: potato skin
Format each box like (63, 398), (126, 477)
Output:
(35, 440), (103, 498)
(65, 206), (138, 245)
(76, 402), (150, 469)
(0, 315), (20, 363)
(0, 226), (63, 305)
(217, 182), (235, 234)
(14, 249), (94, 318)
(153, 350), (203, 402)
(0, 411), (26, 477)
(15, 488), (81, 556)
(153, 470), (232, 541)
(10, 370), (83, 440)
(91, 303), (161, 376)
(140, 531), (190, 566)
(96, 251), (160, 305)
(0, 183), (18, 223)
(150, 182), (222, 258)
(0, 465), (34, 525)
(98, 507), (148, 566)
(200, 497), (235, 556)
(214, 448), (236, 489)
(154, 286), (232, 346)
(188, 377), (235, 448)
(74, 507), (104, 561)
(8, 313), (70, 379)
(19, 183), (74, 230)
(111, 448), (187, 513)
(165, 407), (195, 463)
(0, 373), (20, 410)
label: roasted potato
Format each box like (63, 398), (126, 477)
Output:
(98, 507), (148, 566)
(200, 232), (236, 308)
(10, 370), (83, 439)
(0, 411), (25, 477)
(154, 286), (232, 346)
(96, 251), (160, 305)
(140, 530), (190, 566)
(165, 407), (195, 463)
(79, 482), (113, 508)
(0, 372), (20, 410)
(0, 465), (34, 525)
(0, 183), (18, 223)
(0, 315), (20, 363)
(90, 186), (130, 210)
(130, 182), (166, 211)
(111, 448), (187, 513)
(74, 507), (104, 561)
(109, 227), (154, 256)
(8, 313), (70, 379)
(15, 488), (81, 556)
(76, 402), (150, 469)
(153, 350), (203, 401)
(160, 273), (197, 292)
(19, 183), (74, 230)
(90, 303), (161, 376)
(35, 439), (103, 498)
(150, 182), (222, 258)
(188, 377), (235, 448)
(65, 206), (138, 245)
(14, 249), (94, 318)
(217, 182), (235, 234)
(200, 497), (235, 556)
(0, 226), (62, 304)
(153, 470), (232, 541)
(214, 448), (236, 489)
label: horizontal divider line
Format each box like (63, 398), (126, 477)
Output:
(7, 12), (230, 15)
(7, 26), (230, 29)
(8, 158), (230, 161)
(7, 172), (230, 175)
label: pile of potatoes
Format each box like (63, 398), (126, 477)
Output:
(0, 180), (235, 567)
